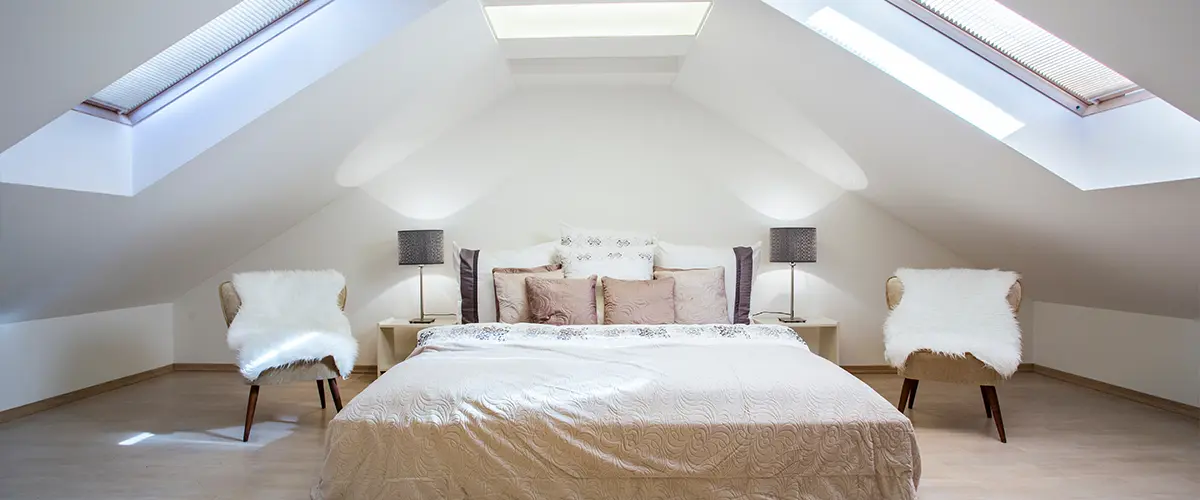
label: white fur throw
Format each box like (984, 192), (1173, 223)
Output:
(227, 270), (357, 381)
(884, 268), (1021, 377)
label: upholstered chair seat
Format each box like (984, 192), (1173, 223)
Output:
(886, 276), (1022, 442)
(218, 281), (349, 441)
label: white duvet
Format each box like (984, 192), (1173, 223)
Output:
(315, 324), (919, 500)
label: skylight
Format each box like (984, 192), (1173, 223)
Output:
(483, 2), (712, 39)
(82, 0), (329, 124)
(804, 7), (1024, 140)
(886, 0), (1150, 116)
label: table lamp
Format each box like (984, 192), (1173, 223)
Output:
(770, 227), (817, 323)
(397, 229), (444, 324)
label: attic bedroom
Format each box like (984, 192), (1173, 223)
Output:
(0, 0), (1197, 499)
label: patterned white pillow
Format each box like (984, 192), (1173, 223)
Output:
(560, 224), (656, 249)
(556, 245), (655, 280)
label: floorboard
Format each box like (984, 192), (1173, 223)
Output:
(0, 372), (1196, 499)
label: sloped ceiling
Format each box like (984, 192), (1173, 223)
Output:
(1003, 0), (1200, 122)
(2, 0), (1197, 324)
(0, 0), (240, 153)
(681, 0), (1198, 318)
(0, 0), (507, 323)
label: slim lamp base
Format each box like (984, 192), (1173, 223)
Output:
(778, 316), (807, 323)
(409, 317), (435, 324)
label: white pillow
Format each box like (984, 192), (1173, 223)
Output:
(655, 241), (762, 324)
(560, 224), (656, 248)
(452, 241), (558, 323)
(556, 245), (655, 280)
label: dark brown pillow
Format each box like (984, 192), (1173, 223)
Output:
(526, 275), (598, 325)
(602, 277), (676, 325)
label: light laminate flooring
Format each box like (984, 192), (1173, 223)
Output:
(0, 372), (1196, 499)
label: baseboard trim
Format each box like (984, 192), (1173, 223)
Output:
(1033, 365), (1199, 420)
(842, 363), (1037, 375)
(0, 365), (174, 424)
(842, 365), (897, 374)
(172, 363), (238, 372)
(173, 363), (378, 376)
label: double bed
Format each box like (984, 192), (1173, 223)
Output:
(314, 323), (920, 499)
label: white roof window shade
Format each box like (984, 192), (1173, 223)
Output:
(79, 0), (332, 125)
(484, 2), (712, 39)
(886, 0), (1153, 116)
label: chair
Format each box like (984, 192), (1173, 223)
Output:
(885, 276), (1022, 443)
(219, 281), (349, 442)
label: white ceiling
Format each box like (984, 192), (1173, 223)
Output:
(0, 0), (240, 153)
(2, 0), (1198, 323)
(1002, 0), (1200, 122)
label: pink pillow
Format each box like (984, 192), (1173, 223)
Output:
(653, 267), (730, 324)
(602, 277), (676, 325)
(526, 275), (598, 325)
(493, 264), (564, 323)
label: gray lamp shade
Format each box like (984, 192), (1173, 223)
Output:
(397, 230), (444, 265)
(770, 227), (816, 263)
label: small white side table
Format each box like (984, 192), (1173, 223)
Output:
(752, 315), (840, 364)
(377, 317), (456, 377)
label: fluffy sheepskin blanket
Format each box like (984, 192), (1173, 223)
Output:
(884, 268), (1022, 377)
(227, 270), (357, 381)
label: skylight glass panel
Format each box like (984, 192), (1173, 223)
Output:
(901, 0), (1142, 108)
(484, 2), (712, 39)
(87, 0), (306, 115)
(805, 8), (1024, 140)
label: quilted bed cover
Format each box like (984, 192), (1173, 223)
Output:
(314, 324), (920, 499)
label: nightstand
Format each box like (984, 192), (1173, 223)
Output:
(377, 316), (456, 377)
(752, 315), (840, 364)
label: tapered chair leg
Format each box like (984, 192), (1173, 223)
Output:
(317, 380), (326, 409)
(327, 378), (343, 412)
(897, 378), (916, 412)
(908, 380), (919, 409)
(983, 386), (1006, 443)
(243, 385), (260, 442)
(981, 386), (992, 418)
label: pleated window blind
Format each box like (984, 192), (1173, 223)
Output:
(902, 0), (1142, 109)
(86, 0), (307, 115)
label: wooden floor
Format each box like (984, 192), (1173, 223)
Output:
(0, 372), (1196, 499)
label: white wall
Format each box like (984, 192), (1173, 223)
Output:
(1033, 301), (1199, 406)
(0, 304), (173, 412)
(174, 87), (970, 366)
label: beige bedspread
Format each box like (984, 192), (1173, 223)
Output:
(314, 324), (919, 499)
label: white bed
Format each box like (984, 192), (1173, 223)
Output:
(314, 324), (920, 499)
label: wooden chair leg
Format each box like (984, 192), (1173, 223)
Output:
(327, 378), (344, 412)
(981, 386), (992, 418)
(908, 380), (919, 409)
(897, 378), (915, 412)
(243, 385), (260, 442)
(984, 386), (1007, 443)
(317, 380), (326, 409)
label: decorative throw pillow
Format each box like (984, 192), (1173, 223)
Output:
(557, 245), (655, 280)
(602, 277), (676, 325)
(493, 264), (564, 323)
(560, 224), (656, 248)
(655, 241), (762, 324)
(653, 267), (730, 325)
(526, 275), (599, 325)
(453, 241), (558, 323)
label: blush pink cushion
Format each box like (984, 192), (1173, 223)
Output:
(526, 275), (598, 325)
(602, 277), (676, 325)
(493, 264), (564, 323)
(653, 267), (730, 324)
